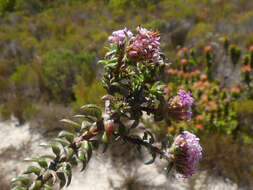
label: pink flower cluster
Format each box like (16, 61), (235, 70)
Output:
(171, 131), (202, 177)
(178, 90), (194, 109)
(167, 90), (194, 121)
(127, 27), (161, 63)
(108, 27), (133, 46)
(108, 26), (161, 63)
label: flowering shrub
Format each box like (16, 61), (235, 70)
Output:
(10, 27), (202, 190)
(163, 43), (253, 142)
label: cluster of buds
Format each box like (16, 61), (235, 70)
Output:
(242, 65), (251, 86)
(108, 26), (162, 63)
(169, 131), (202, 177)
(126, 26), (161, 63)
(167, 90), (194, 121)
(229, 44), (241, 66)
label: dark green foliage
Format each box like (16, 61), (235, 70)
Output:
(42, 49), (96, 103)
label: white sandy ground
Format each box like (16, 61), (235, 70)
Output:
(0, 117), (240, 190)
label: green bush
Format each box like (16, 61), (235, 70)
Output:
(72, 76), (105, 110)
(187, 22), (214, 40)
(42, 49), (96, 103)
(0, 0), (16, 15)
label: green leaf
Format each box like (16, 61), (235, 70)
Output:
(60, 119), (81, 132)
(58, 131), (75, 143)
(82, 141), (92, 161)
(11, 176), (30, 186)
(73, 114), (96, 123)
(40, 143), (61, 156)
(81, 104), (102, 119)
(11, 186), (26, 190)
(43, 184), (52, 190)
(23, 166), (41, 176)
(104, 62), (118, 68)
(29, 180), (42, 190)
(24, 158), (48, 169)
(165, 161), (174, 174)
(101, 132), (108, 143)
(40, 155), (55, 160)
(77, 150), (87, 171)
(62, 162), (72, 186)
(81, 120), (91, 131)
(145, 152), (156, 165)
(51, 144), (61, 156)
(118, 123), (126, 137)
(51, 138), (70, 147)
(146, 131), (155, 144)
(65, 147), (74, 160)
(57, 172), (66, 189)
(43, 170), (57, 186)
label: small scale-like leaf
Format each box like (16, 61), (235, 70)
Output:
(58, 131), (75, 143)
(23, 166), (41, 176)
(60, 119), (81, 132)
(11, 176), (30, 186)
(29, 180), (42, 190)
(57, 172), (66, 189)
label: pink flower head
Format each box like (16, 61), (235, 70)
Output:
(177, 89), (194, 109)
(127, 26), (161, 63)
(167, 90), (194, 121)
(170, 131), (202, 177)
(108, 27), (133, 46)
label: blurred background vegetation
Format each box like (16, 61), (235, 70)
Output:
(1, 0), (253, 189)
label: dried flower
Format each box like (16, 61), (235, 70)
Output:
(169, 131), (202, 177)
(127, 27), (161, 63)
(108, 27), (133, 46)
